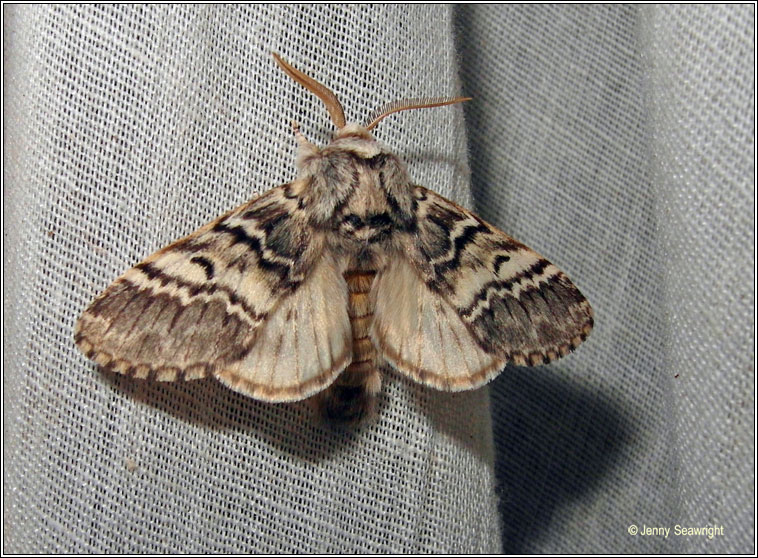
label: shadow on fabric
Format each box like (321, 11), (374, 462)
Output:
(489, 365), (630, 552)
(99, 369), (363, 462)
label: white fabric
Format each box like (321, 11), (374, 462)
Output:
(3, 5), (753, 553)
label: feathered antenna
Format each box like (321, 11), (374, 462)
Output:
(365, 96), (472, 131)
(273, 53), (470, 131)
(273, 53), (347, 129)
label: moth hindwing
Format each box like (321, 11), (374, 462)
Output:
(75, 54), (593, 424)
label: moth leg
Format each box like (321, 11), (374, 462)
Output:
(291, 120), (307, 144)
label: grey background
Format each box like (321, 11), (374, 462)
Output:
(4, 5), (754, 553)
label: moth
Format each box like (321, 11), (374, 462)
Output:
(75, 53), (593, 424)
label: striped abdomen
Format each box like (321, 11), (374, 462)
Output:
(314, 269), (381, 424)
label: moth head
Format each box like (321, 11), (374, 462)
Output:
(272, 53), (471, 134)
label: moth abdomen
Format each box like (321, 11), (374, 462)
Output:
(313, 268), (381, 424)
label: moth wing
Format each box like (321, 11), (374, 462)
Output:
(372, 256), (506, 390)
(372, 185), (593, 391)
(75, 180), (352, 402)
(215, 252), (352, 402)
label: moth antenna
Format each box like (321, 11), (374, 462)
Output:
(273, 52), (347, 130)
(365, 96), (472, 131)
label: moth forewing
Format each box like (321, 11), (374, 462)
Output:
(75, 54), (593, 424)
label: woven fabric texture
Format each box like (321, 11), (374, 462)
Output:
(4, 5), (754, 553)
